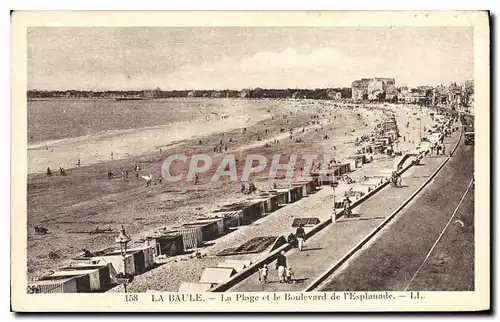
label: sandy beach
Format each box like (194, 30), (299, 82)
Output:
(27, 98), (437, 282)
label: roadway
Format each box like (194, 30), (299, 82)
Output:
(318, 115), (474, 291)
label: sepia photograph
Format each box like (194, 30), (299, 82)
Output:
(11, 10), (490, 312)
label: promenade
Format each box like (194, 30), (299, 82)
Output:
(230, 129), (460, 292)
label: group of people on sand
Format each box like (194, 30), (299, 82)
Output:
(46, 166), (67, 177)
(106, 163), (143, 181)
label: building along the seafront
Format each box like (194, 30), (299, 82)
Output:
(351, 78), (396, 101)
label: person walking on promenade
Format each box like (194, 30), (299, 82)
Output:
(343, 196), (352, 217)
(276, 251), (287, 283)
(285, 267), (294, 284)
(258, 264), (269, 284)
(287, 232), (297, 248)
(295, 225), (306, 251)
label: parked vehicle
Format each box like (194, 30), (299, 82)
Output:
(464, 132), (474, 145)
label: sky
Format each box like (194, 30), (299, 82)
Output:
(27, 27), (474, 91)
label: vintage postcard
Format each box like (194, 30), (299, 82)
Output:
(11, 11), (490, 312)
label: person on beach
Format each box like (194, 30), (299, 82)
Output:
(295, 225), (306, 251)
(258, 264), (269, 284)
(46, 167), (52, 176)
(111, 152), (114, 160)
(276, 251), (287, 283)
(194, 173), (199, 185)
(77, 159), (81, 167)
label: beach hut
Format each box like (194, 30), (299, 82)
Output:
(386, 130), (398, 141)
(347, 159), (357, 170)
(50, 268), (101, 292)
(214, 201), (262, 225)
(128, 247), (155, 273)
(169, 227), (204, 250)
(335, 163), (351, 175)
(351, 154), (367, 166)
(91, 253), (136, 276)
(310, 169), (335, 185)
(178, 282), (213, 292)
(64, 264), (111, 290)
(39, 274), (91, 293)
(199, 267), (236, 284)
(302, 179), (317, 194)
(180, 220), (221, 242)
(146, 234), (184, 257)
(288, 186), (303, 202)
(206, 211), (242, 232)
(193, 218), (225, 237)
(262, 194), (279, 212)
(268, 189), (289, 205)
(247, 195), (278, 214)
(371, 144), (385, 154)
(103, 248), (154, 274)
(28, 277), (78, 294)
(240, 200), (264, 224)
(291, 182), (307, 197)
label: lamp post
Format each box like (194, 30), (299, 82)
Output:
(331, 180), (339, 223)
(419, 104), (423, 144)
(115, 225), (131, 293)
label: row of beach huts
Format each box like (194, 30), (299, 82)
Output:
(27, 179), (319, 294)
